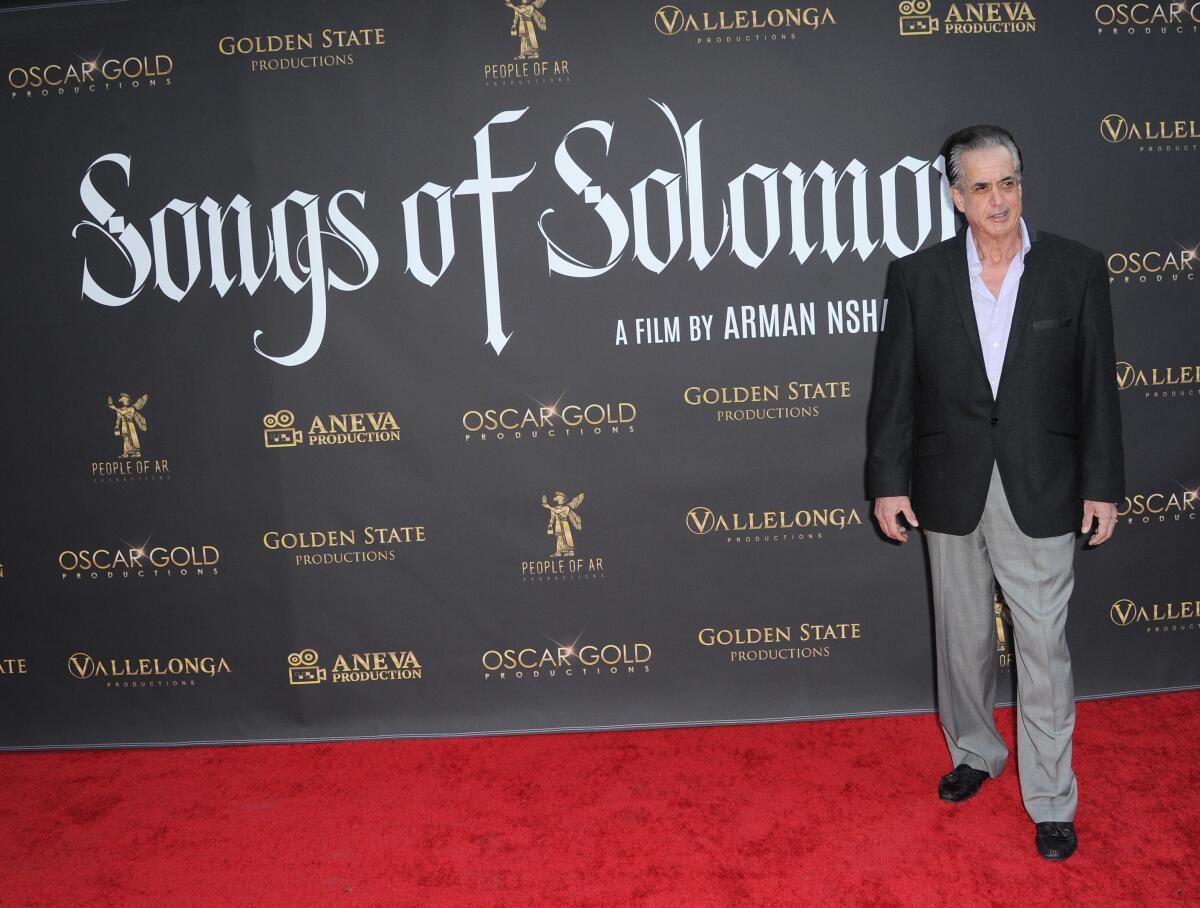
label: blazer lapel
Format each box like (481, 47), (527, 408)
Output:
(995, 227), (1049, 401)
(946, 231), (991, 390)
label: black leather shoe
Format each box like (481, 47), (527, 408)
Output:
(1035, 822), (1078, 861)
(937, 764), (990, 802)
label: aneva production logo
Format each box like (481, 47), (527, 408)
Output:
(898, 0), (1036, 36)
(523, 491), (606, 581)
(216, 26), (386, 74)
(67, 651), (231, 688)
(59, 540), (220, 580)
(485, 0), (572, 86)
(686, 501), (863, 544)
(1110, 597), (1198, 633)
(1115, 360), (1198, 399)
(263, 525), (426, 568)
(1100, 113), (1199, 152)
(8, 49), (173, 100)
(654, 3), (837, 44)
(683, 380), (851, 424)
(263, 408), (401, 447)
(482, 633), (652, 680)
(287, 647), (422, 684)
(92, 391), (171, 483)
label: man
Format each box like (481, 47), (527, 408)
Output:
(865, 125), (1124, 861)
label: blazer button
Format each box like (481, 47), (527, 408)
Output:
(990, 417), (1000, 426)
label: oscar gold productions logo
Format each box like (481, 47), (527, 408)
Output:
(59, 539), (220, 581)
(1094, 2), (1200, 35)
(1110, 596), (1198, 633)
(462, 393), (636, 442)
(697, 620), (862, 663)
(898, 1), (1036, 36)
(686, 501), (863, 543)
(655, 4), (836, 44)
(1115, 360), (1198, 398)
(8, 49), (173, 100)
(485, 0), (572, 86)
(482, 632), (652, 680)
(1101, 113), (1200, 152)
(524, 491), (606, 581)
(287, 647), (422, 684)
(217, 27), (385, 73)
(263, 524), (426, 567)
(67, 651), (232, 688)
(92, 392), (171, 483)
(683, 379), (851, 424)
(263, 408), (401, 448)
(1108, 243), (1198, 284)
(1118, 483), (1199, 525)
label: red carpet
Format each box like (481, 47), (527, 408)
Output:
(2, 693), (1198, 907)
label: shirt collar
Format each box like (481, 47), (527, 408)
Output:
(966, 217), (1031, 276)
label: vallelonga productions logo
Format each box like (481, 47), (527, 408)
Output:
(462, 396), (636, 441)
(1100, 113), (1200, 151)
(524, 492), (606, 581)
(8, 51), (173, 100)
(216, 27), (385, 74)
(1118, 484), (1199, 524)
(1108, 244), (1197, 284)
(59, 541), (220, 580)
(654, 4), (836, 43)
(263, 525), (426, 567)
(92, 392), (171, 483)
(1, 655), (28, 676)
(67, 652), (232, 687)
(686, 503), (863, 543)
(262, 408), (401, 447)
(482, 635), (652, 680)
(287, 647), (422, 684)
(683, 380), (850, 423)
(697, 621), (861, 663)
(898, 1), (1036, 36)
(1094, 2), (1200, 35)
(1115, 360), (1198, 398)
(1110, 597), (1198, 632)
(484, 0), (571, 86)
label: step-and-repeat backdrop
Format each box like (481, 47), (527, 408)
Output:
(1, 0), (1196, 749)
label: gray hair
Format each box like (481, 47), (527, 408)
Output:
(944, 125), (1023, 191)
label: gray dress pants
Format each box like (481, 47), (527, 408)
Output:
(925, 463), (1078, 823)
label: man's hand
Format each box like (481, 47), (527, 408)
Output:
(874, 496), (919, 543)
(1082, 500), (1118, 546)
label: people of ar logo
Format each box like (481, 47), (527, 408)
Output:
(91, 392), (171, 482)
(484, 0), (572, 86)
(523, 491), (606, 581)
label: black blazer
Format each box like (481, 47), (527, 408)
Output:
(865, 227), (1125, 538)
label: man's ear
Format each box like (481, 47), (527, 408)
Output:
(950, 187), (965, 214)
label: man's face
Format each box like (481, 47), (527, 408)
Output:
(950, 145), (1023, 244)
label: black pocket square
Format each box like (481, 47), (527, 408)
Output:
(1033, 316), (1072, 330)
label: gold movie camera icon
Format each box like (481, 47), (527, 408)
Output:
(898, 0), (939, 35)
(287, 649), (327, 685)
(263, 410), (304, 448)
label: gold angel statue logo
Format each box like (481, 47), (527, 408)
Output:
(506, 0), (548, 60)
(993, 587), (1013, 658)
(543, 491), (583, 556)
(108, 393), (148, 458)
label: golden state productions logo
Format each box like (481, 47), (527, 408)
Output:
(1110, 596), (1198, 633)
(92, 392), (171, 483)
(898, 0), (1036, 35)
(524, 491), (606, 581)
(263, 408), (401, 447)
(1119, 483), (1199, 525)
(697, 620), (861, 664)
(287, 647), (422, 684)
(482, 633), (652, 680)
(686, 501), (863, 544)
(1100, 113), (1200, 152)
(1108, 243), (1198, 285)
(67, 652), (232, 688)
(485, 0), (572, 86)
(1, 655), (28, 676)
(462, 394), (636, 441)
(263, 524), (426, 567)
(59, 539), (220, 581)
(1115, 360), (1198, 399)
(1094, 2), (1200, 35)
(8, 50), (173, 100)
(654, 3), (836, 44)
(216, 27), (385, 73)
(683, 380), (850, 424)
